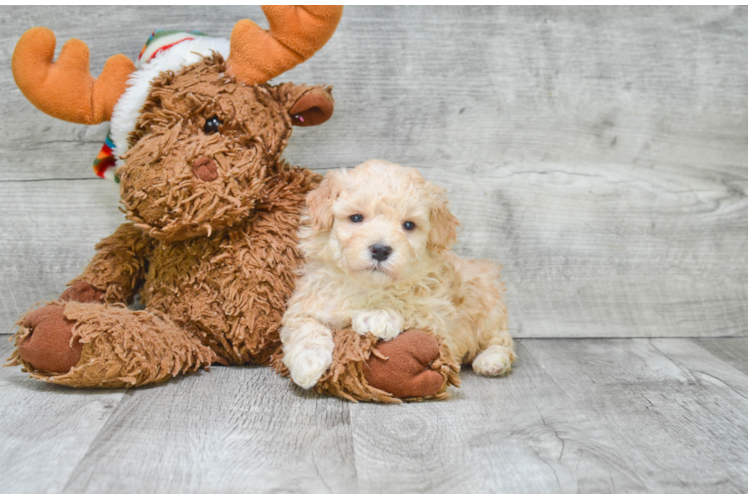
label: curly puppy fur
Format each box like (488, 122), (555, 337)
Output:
(9, 55), (328, 386)
(281, 159), (516, 389)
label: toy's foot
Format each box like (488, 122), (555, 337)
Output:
(11, 301), (215, 388)
(363, 330), (450, 399)
(15, 282), (104, 374)
(472, 345), (514, 376)
(17, 304), (81, 374)
(277, 328), (459, 403)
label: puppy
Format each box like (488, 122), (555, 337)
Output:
(281, 159), (515, 389)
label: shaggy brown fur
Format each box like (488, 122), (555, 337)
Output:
(9, 56), (321, 386)
(11, 300), (215, 388)
(9, 54), (459, 401)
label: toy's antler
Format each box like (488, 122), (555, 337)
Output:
(12, 27), (136, 124)
(227, 5), (343, 84)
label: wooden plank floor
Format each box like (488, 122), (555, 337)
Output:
(3, 338), (748, 493)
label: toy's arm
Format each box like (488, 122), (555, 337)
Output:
(276, 269), (460, 402)
(61, 222), (152, 305)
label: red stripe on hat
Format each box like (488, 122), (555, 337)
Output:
(147, 38), (195, 63)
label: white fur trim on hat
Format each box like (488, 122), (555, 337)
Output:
(109, 37), (230, 169)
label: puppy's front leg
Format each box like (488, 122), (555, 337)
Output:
(280, 318), (334, 389)
(352, 309), (404, 341)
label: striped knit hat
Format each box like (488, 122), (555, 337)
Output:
(94, 30), (230, 181)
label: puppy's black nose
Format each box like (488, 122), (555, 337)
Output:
(370, 243), (392, 262)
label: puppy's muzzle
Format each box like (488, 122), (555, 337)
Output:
(370, 243), (392, 262)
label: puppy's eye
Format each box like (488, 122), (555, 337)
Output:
(204, 116), (222, 134)
(350, 214), (364, 223)
(403, 221), (416, 231)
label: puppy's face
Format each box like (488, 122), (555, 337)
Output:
(305, 160), (459, 286)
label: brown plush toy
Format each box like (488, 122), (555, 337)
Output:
(7, 6), (459, 401)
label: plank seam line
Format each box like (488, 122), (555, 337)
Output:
(345, 402), (362, 493)
(0, 178), (101, 183)
(59, 389), (131, 493)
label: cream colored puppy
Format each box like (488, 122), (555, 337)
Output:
(281, 160), (515, 389)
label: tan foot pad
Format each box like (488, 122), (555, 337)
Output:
(18, 304), (81, 373)
(363, 330), (447, 399)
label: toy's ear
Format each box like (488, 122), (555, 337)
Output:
(307, 169), (342, 231)
(427, 184), (460, 251)
(273, 83), (334, 127)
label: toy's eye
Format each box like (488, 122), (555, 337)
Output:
(403, 221), (416, 231)
(204, 116), (222, 134)
(350, 214), (364, 223)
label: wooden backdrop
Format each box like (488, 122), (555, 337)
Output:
(1, 6), (747, 337)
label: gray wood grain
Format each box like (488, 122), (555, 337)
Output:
(348, 341), (647, 493)
(6, 339), (748, 493)
(348, 338), (748, 493)
(62, 366), (357, 494)
(692, 338), (748, 377)
(523, 338), (748, 493)
(0, 342), (127, 493)
(0, 180), (123, 328)
(3, 7), (748, 178)
(1, 6), (747, 337)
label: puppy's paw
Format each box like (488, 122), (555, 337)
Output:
(352, 309), (404, 341)
(472, 345), (515, 377)
(285, 346), (333, 389)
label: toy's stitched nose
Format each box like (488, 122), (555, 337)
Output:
(370, 243), (392, 262)
(193, 156), (218, 181)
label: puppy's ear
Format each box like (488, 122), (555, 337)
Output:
(307, 170), (341, 232)
(428, 184), (460, 251)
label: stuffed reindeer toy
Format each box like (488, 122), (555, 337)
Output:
(8, 6), (459, 402)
